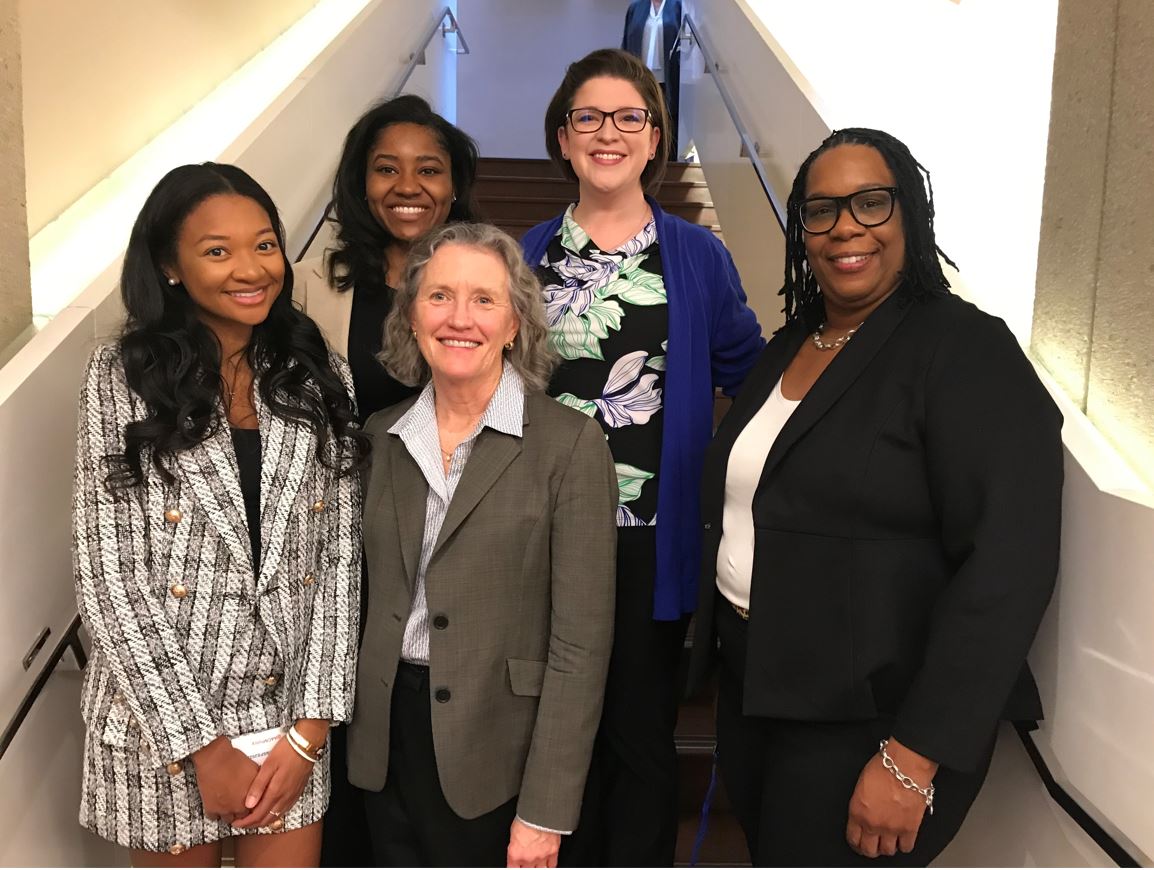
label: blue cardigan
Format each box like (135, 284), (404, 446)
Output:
(522, 198), (765, 619)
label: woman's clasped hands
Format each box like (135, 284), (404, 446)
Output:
(192, 721), (329, 830)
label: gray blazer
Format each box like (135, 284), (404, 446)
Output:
(72, 345), (361, 851)
(348, 389), (617, 832)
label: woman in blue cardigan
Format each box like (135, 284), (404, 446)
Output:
(521, 48), (763, 866)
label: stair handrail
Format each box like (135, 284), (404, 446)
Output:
(681, 14), (787, 234)
(294, 5), (470, 262)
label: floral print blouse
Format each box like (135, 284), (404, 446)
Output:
(536, 205), (668, 527)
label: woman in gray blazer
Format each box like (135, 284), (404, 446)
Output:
(73, 164), (367, 865)
(348, 222), (617, 867)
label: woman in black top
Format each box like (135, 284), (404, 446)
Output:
(690, 129), (1063, 866)
(293, 95), (480, 420)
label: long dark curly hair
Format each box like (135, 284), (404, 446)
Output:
(108, 162), (368, 489)
(782, 128), (957, 328)
(326, 95), (480, 295)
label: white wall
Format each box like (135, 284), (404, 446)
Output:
(734, 0), (1059, 343)
(455, 0), (626, 158)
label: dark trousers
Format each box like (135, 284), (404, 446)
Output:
(714, 598), (994, 867)
(561, 528), (690, 867)
(363, 662), (518, 868)
(321, 559), (374, 866)
(319, 727), (373, 866)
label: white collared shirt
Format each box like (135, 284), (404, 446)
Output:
(388, 363), (525, 665)
(642, 0), (667, 82)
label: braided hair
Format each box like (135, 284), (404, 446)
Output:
(782, 128), (957, 328)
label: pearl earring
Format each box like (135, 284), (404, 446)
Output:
(504, 340), (514, 351)
(167, 277), (179, 286)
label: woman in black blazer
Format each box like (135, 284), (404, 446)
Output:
(689, 129), (1064, 866)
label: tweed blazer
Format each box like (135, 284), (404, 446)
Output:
(72, 344), (361, 851)
(293, 254), (352, 357)
(347, 390), (617, 833)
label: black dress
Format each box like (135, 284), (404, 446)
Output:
(230, 427), (261, 570)
(346, 281), (418, 421)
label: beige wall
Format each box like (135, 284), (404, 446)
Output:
(0, 0), (32, 349)
(19, 0), (319, 235)
(1033, 0), (1154, 488)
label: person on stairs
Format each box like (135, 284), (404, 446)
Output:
(521, 47), (765, 867)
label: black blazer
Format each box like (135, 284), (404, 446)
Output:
(689, 291), (1064, 772)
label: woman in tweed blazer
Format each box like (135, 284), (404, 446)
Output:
(72, 164), (367, 865)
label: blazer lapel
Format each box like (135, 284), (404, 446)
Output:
(757, 293), (912, 488)
(254, 386), (315, 595)
(390, 438), (428, 592)
(721, 328), (805, 444)
(431, 428), (522, 560)
(174, 414), (253, 573)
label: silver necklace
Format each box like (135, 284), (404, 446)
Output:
(811, 322), (861, 351)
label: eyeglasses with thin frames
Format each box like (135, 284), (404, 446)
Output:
(798, 187), (899, 235)
(565, 107), (651, 134)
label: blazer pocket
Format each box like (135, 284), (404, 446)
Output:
(99, 701), (133, 748)
(506, 658), (547, 697)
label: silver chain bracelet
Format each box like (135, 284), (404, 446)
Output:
(879, 739), (935, 816)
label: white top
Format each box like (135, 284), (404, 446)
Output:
(715, 376), (801, 610)
(642, 0), (667, 82)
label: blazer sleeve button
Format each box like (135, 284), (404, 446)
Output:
(164, 508), (182, 523)
(166, 761), (183, 776)
(311, 499), (326, 513)
(434, 687), (451, 703)
(169, 583), (188, 598)
(263, 675), (279, 686)
(432, 614), (449, 630)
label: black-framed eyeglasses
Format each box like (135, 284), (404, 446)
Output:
(565, 107), (651, 134)
(798, 187), (898, 234)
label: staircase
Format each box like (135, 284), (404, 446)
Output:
(674, 632), (750, 866)
(475, 157), (722, 241)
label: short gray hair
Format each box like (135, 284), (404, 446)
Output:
(379, 222), (558, 391)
